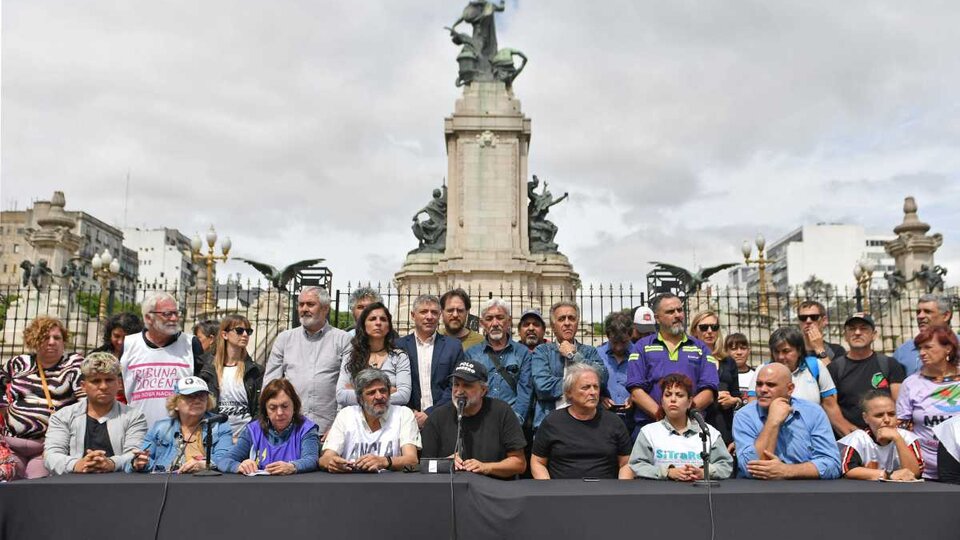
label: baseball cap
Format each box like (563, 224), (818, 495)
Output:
(518, 309), (545, 328)
(633, 306), (656, 332)
(449, 359), (488, 383)
(843, 313), (875, 329)
(174, 376), (209, 395)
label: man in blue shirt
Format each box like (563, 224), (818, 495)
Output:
(893, 294), (954, 376)
(625, 293), (719, 438)
(465, 298), (533, 423)
(597, 311), (634, 430)
(733, 363), (841, 480)
(531, 301), (607, 429)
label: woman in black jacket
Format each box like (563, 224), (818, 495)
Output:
(199, 315), (262, 441)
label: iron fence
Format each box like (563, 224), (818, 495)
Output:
(1, 280), (956, 364)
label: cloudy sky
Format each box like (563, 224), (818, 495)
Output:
(3, 0), (958, 291)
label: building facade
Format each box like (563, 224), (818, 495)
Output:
(730, 223), (895, 294)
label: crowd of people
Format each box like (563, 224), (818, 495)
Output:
(1, 286), (958, 485)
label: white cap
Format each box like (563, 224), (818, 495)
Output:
(633, 306), (656, 331)
(174, 376), (209, 395)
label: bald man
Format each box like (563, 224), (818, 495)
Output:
(733, 363), (841, 479)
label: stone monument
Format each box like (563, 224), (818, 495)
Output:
(2, 191), (89, 351)
(395, 1), (579, 309)
(884, 196), (944, 293)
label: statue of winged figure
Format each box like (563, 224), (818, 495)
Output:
(235, 258), (326, 292)
(648, 261), (739, 295)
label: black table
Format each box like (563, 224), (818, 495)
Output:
(2, 473), (958, 540)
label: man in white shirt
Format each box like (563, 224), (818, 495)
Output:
(320, 369), (421, 472)
(397, 294), (464, 427)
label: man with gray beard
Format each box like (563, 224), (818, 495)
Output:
(466, 298), (533, 423)
(263, 286), (350, 436)
(320, 369), (421, 473)
(625, 293), (720, 439)
(120, 292), (205, 427)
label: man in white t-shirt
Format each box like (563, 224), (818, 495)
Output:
(120, 292), (203, 427)
(320, 369), (421, 473)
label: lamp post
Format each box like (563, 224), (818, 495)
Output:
(854, 258), (877, 312)
(742, 234), (770, 317)
(91, 249), (121, 322)
(191, 225), (231, 313)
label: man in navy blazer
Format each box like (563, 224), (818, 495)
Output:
(397, 294), (465, 428)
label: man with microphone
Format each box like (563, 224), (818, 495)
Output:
(421, 359), (527, 478)
(733, 363), (841, 479)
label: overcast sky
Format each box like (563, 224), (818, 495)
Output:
(2, 1), (957, 291)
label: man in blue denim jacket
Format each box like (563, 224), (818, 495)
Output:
(466, 298), (533, 423)
(531, 301), (608, 429)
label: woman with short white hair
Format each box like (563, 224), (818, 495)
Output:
(531, 363), (631, 479)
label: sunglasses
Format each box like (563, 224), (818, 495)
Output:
(150, 310), (179, 319)
(798, 314), (822, 322)
(231, 327), (254, 336)
(697, 324), (720, 332)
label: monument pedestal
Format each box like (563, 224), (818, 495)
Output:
(395, 80), (578, 314)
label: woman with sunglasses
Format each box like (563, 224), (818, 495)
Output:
(199, 315), (262, 440)
(690, 312), (739, 446)
(336, 302), (411, 407)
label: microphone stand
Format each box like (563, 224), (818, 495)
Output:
(690, 410), (719, 488)
(454, 399), (466, 465)
(194, 419), (221, 477)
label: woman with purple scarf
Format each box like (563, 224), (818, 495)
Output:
(217, 378), (319, 475)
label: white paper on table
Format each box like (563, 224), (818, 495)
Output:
(244, 470), (271, 476)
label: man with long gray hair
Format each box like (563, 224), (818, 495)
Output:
(120, 291), (204, 426)
(263, 286), (350, 435)
(320, 369), (421, 473)
(44, 352), (148, 474)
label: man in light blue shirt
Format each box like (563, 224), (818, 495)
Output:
(465, 298), (532, 422)
(597, 311), (634, 430)
(893, 294), (954, 376)
(733, 363), (840, 480)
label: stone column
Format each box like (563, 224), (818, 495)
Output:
(884, 196), (943, 292)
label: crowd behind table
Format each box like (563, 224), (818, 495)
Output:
(2, 287), (960, 489)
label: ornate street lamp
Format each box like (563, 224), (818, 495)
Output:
(854, 258), (877, 312)
(191, 225), (231, 313)
(742, 234), (770, 317)
(91, 248), (121, 321)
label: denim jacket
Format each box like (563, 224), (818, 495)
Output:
(465, 338), (533, 423)
(127, 412), (233, 472)
(531, 341), (608, 428)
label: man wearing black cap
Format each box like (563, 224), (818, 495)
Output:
(518, 309), (547, 352)
(828, 313), (906, 433)
(420, 359), (527, 479)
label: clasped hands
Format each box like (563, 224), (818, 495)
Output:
(73, 449), (115, 473)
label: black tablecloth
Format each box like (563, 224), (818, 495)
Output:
(2, 473), (958, 540)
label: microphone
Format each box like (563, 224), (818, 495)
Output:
(455, 396), (467, 419)
(200, 413), (229, 425)
(687, 408), (708, 432)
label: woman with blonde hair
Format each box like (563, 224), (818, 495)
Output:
(690, 311), (740, 446)
(199, 314), (262, 439)
(129, 376), (232, 473)
(1, 316), (84, 479)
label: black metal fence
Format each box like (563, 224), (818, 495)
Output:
(1, 280), (956, 363)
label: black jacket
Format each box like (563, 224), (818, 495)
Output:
(198, 352), (263, 420)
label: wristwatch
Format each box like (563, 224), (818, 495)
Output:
(815, 350), (828, 359)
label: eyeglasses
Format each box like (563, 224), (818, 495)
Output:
(697, 324), (720, 332)
(150, 310), (179, 319)
(798, 314), (822, 322)
(232, 327), (254, 336)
